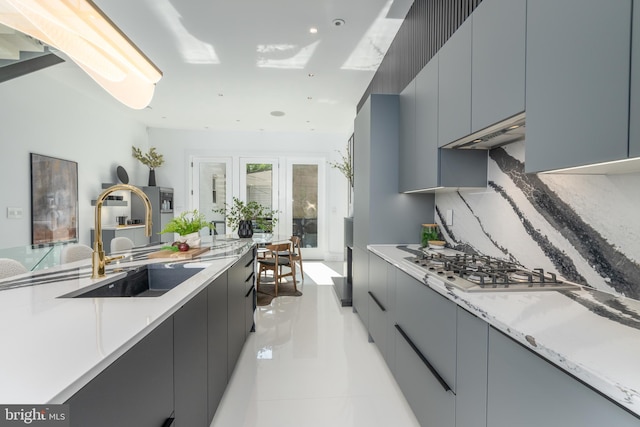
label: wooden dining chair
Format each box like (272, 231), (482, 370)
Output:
(289, 236), (304, 281)
(257, 242), (296, 297)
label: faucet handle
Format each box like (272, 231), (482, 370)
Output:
(105, 255), (125, 265)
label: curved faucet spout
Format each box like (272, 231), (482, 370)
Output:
(92, 184), (152, 278)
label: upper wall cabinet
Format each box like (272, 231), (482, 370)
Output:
(630, 2), (640, 159)
(438, 16), (472, 147)
(354, 94), (434, 249)
(525, 0), (632, 173)
(400, 54), (487, 192)
(471, 0), (526, 133)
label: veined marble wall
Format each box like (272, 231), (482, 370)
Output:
(435, 141), (640, 299)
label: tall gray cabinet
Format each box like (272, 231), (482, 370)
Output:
(131, 186), (174, 244)
(352, 94), (434, 327)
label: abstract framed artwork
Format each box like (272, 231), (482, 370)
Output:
(30, 153), (79, 245)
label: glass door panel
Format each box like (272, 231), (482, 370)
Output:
(191, 157), (232, 239)
(240, 158), (279, 234)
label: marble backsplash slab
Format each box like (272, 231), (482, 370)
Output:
(435, 141), (640, 299)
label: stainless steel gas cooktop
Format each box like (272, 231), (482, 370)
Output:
(407, 251), (581, 293)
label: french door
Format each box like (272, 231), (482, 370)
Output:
(191, 155), (325, 259)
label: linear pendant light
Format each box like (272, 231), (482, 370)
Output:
(0, 0), (162, 109)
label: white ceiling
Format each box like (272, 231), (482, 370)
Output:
(68, 0), (412, 134)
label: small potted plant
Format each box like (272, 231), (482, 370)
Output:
(213, 197), (278, 238)
(132, 146), (164, 186)
(160, 209), (209, 248)
(421, 223), (445, 250)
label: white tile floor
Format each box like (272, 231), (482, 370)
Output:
(210, 262), (419, 427)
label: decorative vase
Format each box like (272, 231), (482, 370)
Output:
(237, 220), (253, 238)
(148, 169), (156, 186)
(178, 232), (201, 248)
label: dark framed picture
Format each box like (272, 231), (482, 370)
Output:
(30, 153), (79, 245)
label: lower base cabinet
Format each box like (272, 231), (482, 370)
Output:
(352, 246), (369, 329)
(487, 327), (639, 427)
(174, 289), (208, 427)
(66, 318), (174, 427)
(208, 273), (228, 421)
(67, 249), (257, 427)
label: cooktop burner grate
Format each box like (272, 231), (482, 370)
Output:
(408, 252), (580, 292)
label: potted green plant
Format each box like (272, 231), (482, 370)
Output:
(132, 146), (164, 186)
(213, 197), (278, 238)
(159, 209), (209, 248)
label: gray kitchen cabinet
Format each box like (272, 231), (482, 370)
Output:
(174, 288), (208, 427)
(630, 0), (640, 159)
(399, 78), (416, 192)
(399, 54), (487, 191)
(352, 246), (369, 329)
(487, 327), (640, 427)
(227, 250), (254, 379)
(438, 16), (472, 147)
(243, 248), (256, 338)
(353, 94), (434, 248)
(367, 252), (396, 366)
(471, 0), (525, 133)
(393, 269), (456, 427)
(456, 307), (488, 427)
(525, 0), (631, 173)
(207, 273), (228, 422)
(415, 55), (439, 189)
(66, 318), (174, 427)
(131, 186), (174, 244)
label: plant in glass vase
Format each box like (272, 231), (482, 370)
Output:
(132, 146), (164, 186)
(213, 197), (278, 238)
(159, 210), (209, 248)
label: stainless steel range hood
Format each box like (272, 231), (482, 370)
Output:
(443, 112), (526, 149)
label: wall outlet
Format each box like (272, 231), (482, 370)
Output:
(7, 207), (23, 219)
(446, 209), (453, 226)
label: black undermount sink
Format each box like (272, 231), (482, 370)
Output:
(61, 264), (205, 298)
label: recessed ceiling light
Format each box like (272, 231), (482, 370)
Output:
(270, 111), (285, 117)
(308, 73), (314, 77)
(309, 27), (318, 34)
(332, 18), (345, 27)
(218, 93), (224, 97)
(307, 96), (313, 100)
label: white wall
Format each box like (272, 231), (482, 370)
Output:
(148, 128), (351, 260)
(0, 66), (150, 248)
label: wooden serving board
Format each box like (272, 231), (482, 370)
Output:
(147, 247), (210, 259)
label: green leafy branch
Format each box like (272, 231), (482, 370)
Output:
(132, 146), (164, 169)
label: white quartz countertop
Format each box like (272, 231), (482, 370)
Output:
(369, 244), (640, 417)
(0, 239), (253, 404)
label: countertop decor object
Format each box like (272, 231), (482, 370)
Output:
(159, 210), (208, 247)
(421, 223), (440, 248)
(116, 166), (129, 184)
(132, 146), (164, 186)
(147, 247), (209, 259)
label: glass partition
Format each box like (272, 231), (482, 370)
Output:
(0, 242), (72, 271)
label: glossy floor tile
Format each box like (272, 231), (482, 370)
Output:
(211, 262), (419, 427)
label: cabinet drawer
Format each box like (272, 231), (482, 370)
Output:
(394, 325), (455, 427)
(395, 269), (457, 390)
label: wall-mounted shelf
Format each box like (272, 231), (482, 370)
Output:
(91, 200), (128, 206)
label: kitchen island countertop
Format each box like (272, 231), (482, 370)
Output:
(0, 239), (254, 404)
(369, 244), (640, 418)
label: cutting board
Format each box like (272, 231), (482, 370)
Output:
(147, 246), (210, 259)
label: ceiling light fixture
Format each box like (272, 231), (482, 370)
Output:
(0, 0), (162, 109)
(309, 27), (318, 34)
(332, 18), (345, 27)
(308, 73), (314, 77)
(270, 111), (285, 117)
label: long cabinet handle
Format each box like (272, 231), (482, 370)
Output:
(245, 258), (254, 268)
(394, 324), (453, 393)
(368, 291), (386, 312)
(245, 271), (255, 283)
(245, 285), (255, 298)
(161, 417), (175, 427)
